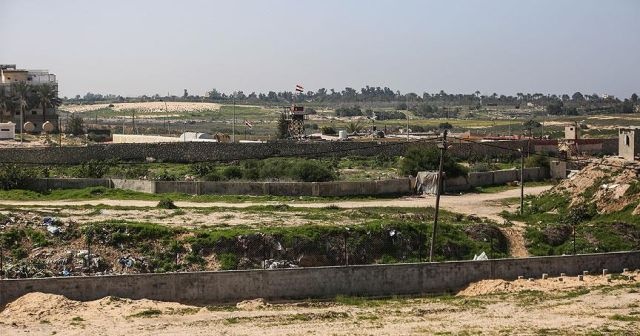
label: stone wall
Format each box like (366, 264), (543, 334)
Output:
(0, 139), (618, 165)
(1, 251), (637, 307)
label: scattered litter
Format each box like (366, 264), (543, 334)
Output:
(473, 252), (488, 261)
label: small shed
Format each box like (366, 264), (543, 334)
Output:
(0, 122), (15, 140)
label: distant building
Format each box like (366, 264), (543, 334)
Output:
(619, 127), (640, 161)
(0, 64), (59, 132)
(0, 122), (16, 140)
(564, 124), (580, 140)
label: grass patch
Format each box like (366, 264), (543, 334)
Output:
(608, 314), (640, 322)
(129, 308), (162, 318)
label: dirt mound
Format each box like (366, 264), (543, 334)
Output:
(457, 271), (640, 296)
(457, 279), (511, 296)
(0, 292), (84, 319)
(551, 157), (639, 213)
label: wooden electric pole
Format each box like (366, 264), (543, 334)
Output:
(429, 129), (448, 262)
(520, 148), (524, 215)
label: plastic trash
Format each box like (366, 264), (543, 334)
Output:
(473, 252), (489, 261)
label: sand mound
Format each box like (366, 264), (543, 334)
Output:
(457, 279), (512, 296)
(458, 271), (640, 296)
(236, 298), (270, 310)
(0, 292), (84, 319)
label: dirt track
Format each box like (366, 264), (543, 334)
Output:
(0, 186), (550, 214)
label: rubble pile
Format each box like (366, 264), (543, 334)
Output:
(552, 157), (640, 214)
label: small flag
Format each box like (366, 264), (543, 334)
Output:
(295, 84), (304, 93)
(244, 120), (253, 128)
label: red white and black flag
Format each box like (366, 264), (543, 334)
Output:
(244, 120), (253, 129)
(295, 84), (304, 93)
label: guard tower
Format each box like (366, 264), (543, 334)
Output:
(283, 104), (315, 139)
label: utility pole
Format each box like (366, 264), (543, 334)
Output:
(429, 129), (448, 262)
(132, 110), (136, 134)
(232, 94), (236, 143)
(519, 148), (525, 215)
(406, 112), (409, 141)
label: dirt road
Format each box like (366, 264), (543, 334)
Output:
(0, 186), (550, 214)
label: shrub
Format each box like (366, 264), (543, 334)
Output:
(0, 164), (37, 190)
(70, 160), (112, 178)
(222, 166), (243, 180)
(190, 162), (217, 177)
(218, 253), (239, 270)
(157, 198), (178, 209)
(321, 126), (337, 135)
(290, 160), (336, 182)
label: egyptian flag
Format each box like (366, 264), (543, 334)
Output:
(244, 120), (253, 129)
(295, 84), (304, 93)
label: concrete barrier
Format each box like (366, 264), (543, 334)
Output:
(1, 251), (637, 307)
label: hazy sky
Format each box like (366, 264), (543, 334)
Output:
(1, 0), (639, 98)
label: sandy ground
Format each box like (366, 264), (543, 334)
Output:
(1, 272), (637, 335)
(61, 102), (222, 113)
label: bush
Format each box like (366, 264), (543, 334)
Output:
(66, 113), (85, 135)
(524, 154), (550, 169)
(290, 160), (336, 182)
(0, 164), (37, 190)
(190, 162), (217, 177)
(321, 126), (337, 135)
(398, 147), (468, 177)
(218, 253), (239, 270)
(70, 160), (111, 178)
(157, 198), (178, 209)
(222, 166), (243, 180)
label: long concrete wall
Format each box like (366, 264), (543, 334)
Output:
(0, 139), (619, 165)
(445, 167), (547, 192)
(25, 178), (412, 197)
(1, 251), (637, 308)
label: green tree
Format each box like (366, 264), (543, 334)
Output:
(438, 122), (453, 130)
(399, 147), (468, 177)
(523, 119), (541, 137)
(33, 83), (62, 124)
(0, 86), (13, 123)
(11, 82), (32, 139)
(66, 113), (85, 135)
(631, 93), (638, 104)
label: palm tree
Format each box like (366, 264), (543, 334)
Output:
(34, 83), (62, 124)
(11, 81), (31, 142)
(0, 86), (12, 123)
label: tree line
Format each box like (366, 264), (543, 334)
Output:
(0, 83), (62, 123)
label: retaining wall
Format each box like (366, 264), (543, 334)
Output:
(25, 178), (412, 197)
(1, 251), (637, 307)
(0, 139), (619, 165)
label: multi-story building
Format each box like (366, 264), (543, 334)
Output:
(0, 64), (59, 132)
